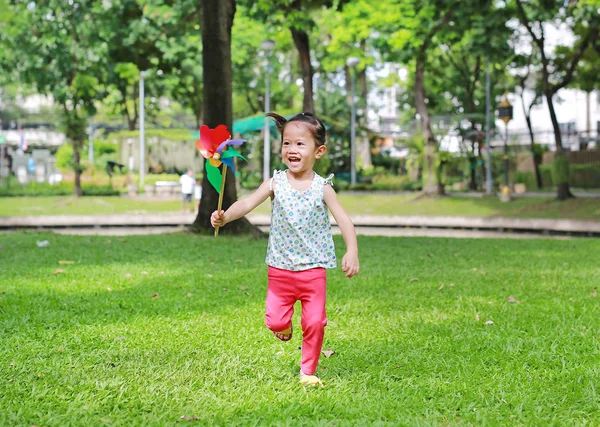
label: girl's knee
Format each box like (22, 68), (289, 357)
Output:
(265, 317), (290, 332)
(301, 316), (327, 332)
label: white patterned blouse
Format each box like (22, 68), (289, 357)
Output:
(266, 170), (337, 271)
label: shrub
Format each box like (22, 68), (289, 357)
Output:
(570, 164), (600, 189)
(514, 167), (553, 189)
(332, 173), (421, 192)
(514, 164), (600, 189)
(0, 181), (120, 197)
(55, 143), (74, 171)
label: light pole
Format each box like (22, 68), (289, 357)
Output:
(497, 94), (513, 201)
(88, 117), (94, 165)
(484, 60), (493, 194)
(0, 134), (5, 186)
(261, 39), (276, 183)
(139, 70), (147, 189)
(346, 56), (360, 186)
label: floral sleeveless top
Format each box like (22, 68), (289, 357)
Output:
(266, 170), (337, 271)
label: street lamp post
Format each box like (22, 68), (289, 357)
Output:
(346, 56), (360, 186)
(139, 70), (147, 190)
(0, 134), (5, 185)
(497, 94), (513, 201)
(484, 60), (493, 194)
(261, 39), (276, 183)
(88, 118), (94, 165)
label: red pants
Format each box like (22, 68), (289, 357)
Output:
(265, 266), (327, 375)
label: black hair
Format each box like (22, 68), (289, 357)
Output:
(265, 112), (327, 146)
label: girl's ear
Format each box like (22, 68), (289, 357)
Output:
(315, 145), (327, 159)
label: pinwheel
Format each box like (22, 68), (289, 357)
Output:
(195, 124), (247, 236)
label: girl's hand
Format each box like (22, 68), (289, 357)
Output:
(341, 251), (359, 278)
(210, 210), (227, 228)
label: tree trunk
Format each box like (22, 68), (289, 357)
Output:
(62, 104), (86, 197)
(544, 89), (573, 200)
(477, 148), (486, 191)
(525, 113), (543, 189)
(72, 141), (83, 197)
(344, 65), (351, 105)
(122, 84), (138, 131)
(533, 154), (543, 189)
(290, 28), (314, 114)
(415, 55), (440, 195)
(193, 0), (262, 236)
(193, 80), (202, 127)
(468, 155), (477, 191)
(520, 90), (543, 189)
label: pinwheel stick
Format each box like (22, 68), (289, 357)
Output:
(214, 165), (227, 237)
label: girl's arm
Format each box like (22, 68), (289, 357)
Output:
(211, 180), (272, 227)
(323, 185), (359, 278)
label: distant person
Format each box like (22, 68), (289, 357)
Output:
(194, 178), (202, 215)
(210, 112), (359, 387)
(27, 157), (35, 176)
(180, 169), (195, 213)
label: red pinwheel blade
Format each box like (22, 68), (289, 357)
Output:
(198, 125), (213, 153)
(200, 124), (231, 152)
(199, 125), (227, 152)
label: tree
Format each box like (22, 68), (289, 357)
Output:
(192, 0), (262, 236)
(374, 0), (464, 195)
(569, 44), (600, 145)
(247, 0), (348, 114)
(1, 1), (108, 196)
(145, 0), (205, 126)
(512, 53), (544, 188)
(515, 0), (598, 200)
(426, 5), (512, 191)
(319, 2), (376, 171)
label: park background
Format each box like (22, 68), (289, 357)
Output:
(1, 0), (600, 425)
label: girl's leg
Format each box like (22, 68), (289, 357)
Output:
(265, 267), (296, 337)
(298, 268), (327, 376)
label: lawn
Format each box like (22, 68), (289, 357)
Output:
(2, 193), (600, 220)
(1, 232), (599, 425)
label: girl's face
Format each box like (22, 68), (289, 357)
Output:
(281, 122), (326, 175)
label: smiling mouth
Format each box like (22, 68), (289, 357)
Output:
(288, 157), (301, 164)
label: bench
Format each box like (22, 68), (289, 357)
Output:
(145, 181), (181, 196)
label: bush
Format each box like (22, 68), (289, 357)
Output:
(514, 167), (553, 189)
(371, 154), (401, 172)
(333, 173), (421, 192)
(571, 164), (600, 189)
(239, 169), (262, 190)
(0, 181), (120, 197)
(514, 164), (600, 189)
(55, 143), (74, 171)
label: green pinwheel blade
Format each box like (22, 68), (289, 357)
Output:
(190, 131), (200, 139)
(220, 147), (247, 162)
(206, 161), (222, 194)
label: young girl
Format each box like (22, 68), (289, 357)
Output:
(210, 112), (359, 386)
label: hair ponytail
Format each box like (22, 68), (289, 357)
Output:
(265, 112), (287, 133)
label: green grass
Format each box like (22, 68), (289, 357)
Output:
(0, 196), (182, 216)
(1, 232), (599, 425)
(2, 193), (600, 220)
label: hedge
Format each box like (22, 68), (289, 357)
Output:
(514, 164), (600, 189)
(0, 181), (120, 197)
